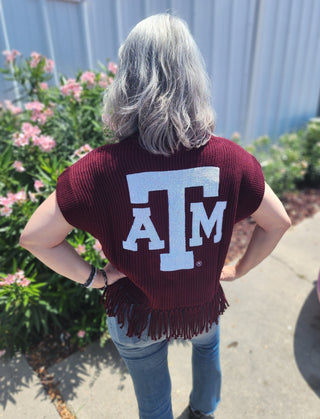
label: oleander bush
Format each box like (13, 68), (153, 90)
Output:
(0, 49), (319, 358)
(232, 119), (320, 195)
(0, 50), (117, 356)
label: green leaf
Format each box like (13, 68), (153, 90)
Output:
(32, 308), (41, 333)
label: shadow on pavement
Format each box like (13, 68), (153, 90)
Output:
(49, 338), (129, 401)
(176, 406), (190, 419)
(294, 283), (320, 397)
(0, 353), (43, 410)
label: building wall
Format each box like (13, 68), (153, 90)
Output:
(0, 0), (319, 143)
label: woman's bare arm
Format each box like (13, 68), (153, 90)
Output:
(19, 191), (124, 287)
(220, 182), (291, 281)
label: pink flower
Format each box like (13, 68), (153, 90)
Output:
(5, 193), (16, 205)
(108, 62), (118, 75)
(98, 76), (108, 89)
(75, 244), (86, 255)
(31, 109), (54, 125)
(18, 278), (31, 287)
(4, 100), (22, 115)
(73, 144), (93, 159)
(37, 108), (54, 124)
(231, 132), (241, 141)
(93, 239), (106, 259)
(25, 102), (53, 125)
(15, 270), (31, 287)
(60, 78), (83, 101)
(100, 251), (106, 259)
(22, 122), (42, 139)
(39, 82), (48, 90)
(0, 350), (6, 358)
(13, 123), (42, 147)
(14, 190), (27, 202)
(13, 160), (25, 172)
(77, 330), (86, 338)
(0, 271), (31, 287)
(0, 196), (11, 207)
(43, 108), (54, 117)
(4, 274), (16, 285)
(80, 71), (96, 86)
(34, 180), (44, 193)
(30, 52), (42, 68)
(32, 134), (56, 152)
(13, 132), (29, 147)
(28, 192), (38, 203)
(0, 190), (26, 214)
(22, 122), (41, 137)
(0, 206), (13, 217)
(98, 72), (113, 88)
(44, 58), (54, 73)
(2, 49), (21, 63)
(15, 269), (25, 280)
(25, 101), (45, 112)
(93, 240), (102, 252)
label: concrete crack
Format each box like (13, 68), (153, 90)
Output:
(269, 254), (313, 284)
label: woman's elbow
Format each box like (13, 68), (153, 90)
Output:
(284, 215), (292, 230)
(281, 212), (292, 230)
(19, 233), (29, 249)
(275, 213), (292, 235)
(19, 230), (36, 250)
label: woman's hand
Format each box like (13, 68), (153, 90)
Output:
(102, 262), (126, 286)
(220, 265), (238, 282)
(220, 182), (291, 283)
(19, 191), (126, 289)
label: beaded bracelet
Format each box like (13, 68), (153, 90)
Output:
(99, 269), (108, 290)
(82, 265), (97, 288)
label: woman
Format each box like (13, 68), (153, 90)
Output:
(20, 14), (291, 419)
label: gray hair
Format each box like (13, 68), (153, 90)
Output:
(102, 13), (215, 155)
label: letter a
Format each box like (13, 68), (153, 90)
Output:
(123, 207), (165, 251)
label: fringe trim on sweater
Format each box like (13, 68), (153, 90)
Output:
(102, 282), (229, 340)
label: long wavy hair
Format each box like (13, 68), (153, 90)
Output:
(102, 13), (215, 155)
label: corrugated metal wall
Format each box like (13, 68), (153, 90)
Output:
(0, 0), (319, 143)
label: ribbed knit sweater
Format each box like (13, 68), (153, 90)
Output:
(56, 134), (265, 340)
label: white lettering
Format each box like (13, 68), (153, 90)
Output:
(123, 167), (226, 271)
(189, 201), (227, 246)
(122, 207), (165, 251)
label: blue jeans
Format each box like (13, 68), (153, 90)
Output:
(107, 314), (221, 419)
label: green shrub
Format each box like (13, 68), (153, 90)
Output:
(0, 49), (117, 356)
(232, 124), (319, 196)
(302, 118), (320, 186)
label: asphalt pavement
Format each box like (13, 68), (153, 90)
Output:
(1, 212), (320, 418)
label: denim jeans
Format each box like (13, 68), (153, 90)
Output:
(107, 314), (221, 419)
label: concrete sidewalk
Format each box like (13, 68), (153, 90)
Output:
(1, 212), (320, 418)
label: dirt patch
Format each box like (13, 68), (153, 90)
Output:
(226, 188), (320, 263)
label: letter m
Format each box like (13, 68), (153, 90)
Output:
(189, 201), (227, 247)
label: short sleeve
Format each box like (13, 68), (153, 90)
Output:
(235, 152), (265, 223)
(56, 165), (80, 227)
(56, 154), (98, 234)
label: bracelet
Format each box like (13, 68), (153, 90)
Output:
(82, 265), (97, 288)
(100, 269), (108, 290)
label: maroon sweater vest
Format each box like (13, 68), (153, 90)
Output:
(56, 135), (265, 340)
